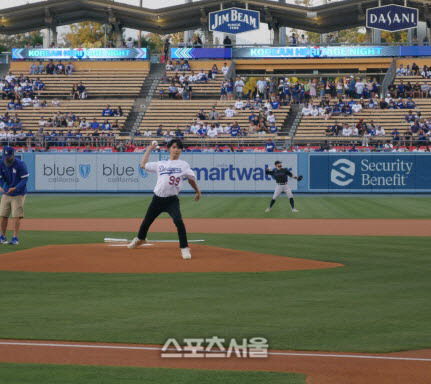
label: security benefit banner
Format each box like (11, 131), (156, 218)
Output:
(35, 154), (158, 192)
(34, 153), (298, 192)
(308, 154), (431, 192)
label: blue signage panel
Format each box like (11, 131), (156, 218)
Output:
(209, 7), (260, 34)
(309, 154), (431, 192)
(12, 48), (148, 60)
(366, 4), (418, 32)
(232, 46), (400, 59)
(171, 48), (232, 60)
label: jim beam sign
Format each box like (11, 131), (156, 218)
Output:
(366, 4), (419, 32)
(209, 7), (260, 34)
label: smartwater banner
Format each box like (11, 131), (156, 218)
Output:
(12, 48), (148, 60)
(34, 153), (298, 193)
(309, 154), (431, 192)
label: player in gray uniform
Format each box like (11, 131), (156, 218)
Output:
(265, 160), (302, 213)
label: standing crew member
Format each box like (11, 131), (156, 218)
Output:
(0, 146), (29, 245)
(265, 160), (302, 213)
(128, 138), (201, 260)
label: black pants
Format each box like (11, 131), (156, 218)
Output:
(137, 194), (188, 248)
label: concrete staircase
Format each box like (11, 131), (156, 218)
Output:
(124, 63), (165, 136)
(283, 104), (303, 141)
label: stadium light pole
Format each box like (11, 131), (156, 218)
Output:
(138, 0), (142, 48)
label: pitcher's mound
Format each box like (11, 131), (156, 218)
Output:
(0, 243), (343, 273)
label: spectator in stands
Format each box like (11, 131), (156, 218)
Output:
(266, 111), (276, 125)
(207, 124), (218, 138)
(222, 63), (229, 76)
(2, 81), (14, 100)
(33, 97), (41, 108)
(71, 83), (80, 100)
(211, 64), (218, 80)
(391, 128), (401, 147)
(289, 33), (298, 46)
(197, 109), (207, 120)
(397, 80), (405, 98)
(223, 35), (232, 48)
(34, 77), (45, 92)
(143, 129), (152, 137)
(355, 78), (365, 98)
(396, 64), (407, 76)
(52, 98), (60, 108)
(406, 98), (416, 109)
(156, 125), (163, 137)
(235, 76), (244, 99)
(224, 105), (236, 118)
(77, 82), (87, 99)
(29, 62), (38, 75)
(55, 61), (65, 75)
(102, 105), (114, 116)
(182, 82), (192, 100)
(226, 78), (234, 100)
(65, 62), (74, 75)
(404, 126), (413, 147)
(341, 123), (352, 137)
(114, 106), (123, 117)
(375, 125), (385, 137)
(46, 60), (55, 75)
(256, 77), (267, 99)
(209, 107), (219, 120)
(37, 61), (45, 74)
(101, 120), (111, 131)
(168, 82), (178, 99)
(22, 95), (32, 107)
(79, 118), (89, 129)
(111, 120), (120, 130)
(90, 119), (100, 130)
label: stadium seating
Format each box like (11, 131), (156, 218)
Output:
(9, 61), (149, 98)
(0, 99), (134, 135)
(138, 99), (290, 132)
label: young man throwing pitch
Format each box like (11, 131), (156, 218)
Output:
(265, 160), (302, 213)
(128, 139), (201, 260)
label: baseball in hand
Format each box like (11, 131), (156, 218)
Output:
(151, 141), (158, 147)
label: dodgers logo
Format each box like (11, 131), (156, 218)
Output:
(74, 48), (85, 59)
(138, 166), (148, 179)
(330, 159), (355, 186)
(79, 164), (91, 179)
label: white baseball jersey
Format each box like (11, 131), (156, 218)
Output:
(145, 159), (196, 197)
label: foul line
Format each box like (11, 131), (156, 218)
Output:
(0, 341), (430, 362)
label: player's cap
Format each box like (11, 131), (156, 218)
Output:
(275, 161), (282, 166)
(2, 146), (15, 159)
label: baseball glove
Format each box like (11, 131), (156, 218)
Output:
(297, 175), (303, 181)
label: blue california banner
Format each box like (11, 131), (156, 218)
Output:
(12, 48), (148, 60)
(308, 154), (431, 192)
(209, 7), (260, 34)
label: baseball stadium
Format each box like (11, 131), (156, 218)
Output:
(0, 0), (430, 383)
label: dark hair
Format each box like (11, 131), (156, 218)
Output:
(167, 138), (184, 149)
(275, 161), (282, 166)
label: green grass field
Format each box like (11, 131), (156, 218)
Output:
(0, 195), (430, 382)
(0, 363), (305, 384)
(23, 195), (431, 219)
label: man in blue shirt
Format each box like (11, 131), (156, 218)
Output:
(90, 119), (100, 130)
(265, 139), (275, 152)
(102, 105), (114, 116)
(0, 147), (29, 245)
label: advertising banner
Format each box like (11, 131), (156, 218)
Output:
(308, 154), (431, 192)
(232, 46), (400, 59)
(34, 153), (298, 193)
(171, 48), (231, 60)
(12, 48), (148, 60)
(366, 4), (418, 32)
(209, 7), (260, 34)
